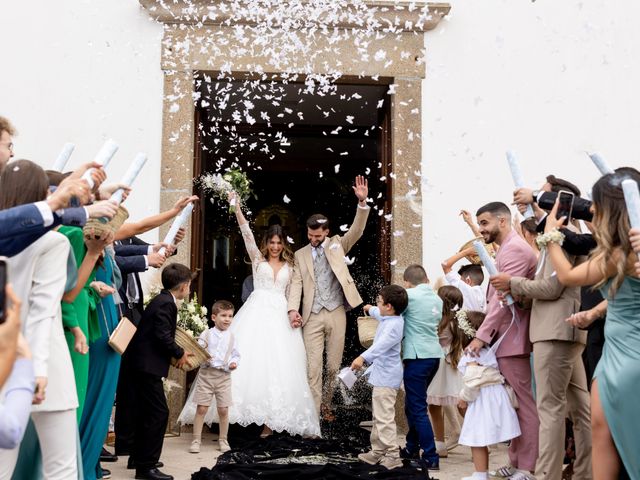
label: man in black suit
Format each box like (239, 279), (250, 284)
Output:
(128, 263), (194, 480)
(112, 237), (168, 459)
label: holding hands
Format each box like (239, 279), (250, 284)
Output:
(288, 310), (302, 329)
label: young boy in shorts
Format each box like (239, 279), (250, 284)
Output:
(189, 300), (239, 454)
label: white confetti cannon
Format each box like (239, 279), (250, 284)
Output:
(158, 202), (194, 256)
(52, 143), (75, 172)
(109, 153), (147, 205)
(589, 153), (615, 176)
(473, 240), (515, 306)
(621, 179), (640, 261)
(82, 139), (119, 188)
(506, 150), (534, 219)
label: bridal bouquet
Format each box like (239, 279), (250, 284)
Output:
(198, 168), (254, 213)
(177, 293), (208, 338)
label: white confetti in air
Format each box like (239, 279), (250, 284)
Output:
(365, 167), (371, 175)
(283, 195), (291, 204)
(384, 214), (393, 221)
(346, 115), (354, 124)
(12, 166), (19, 171)
(317, 219), (327, 224)
(393, 230), (404, 237)
(344, 256), (355, 266)
(287, 236), (295, 244)
(169, 103), (180, 113)
(390, 260), (398, 266)
(334, 164), (340, 173)
(339, 224), (349, 232)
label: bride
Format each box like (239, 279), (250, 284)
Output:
(179, 193), (320, 438)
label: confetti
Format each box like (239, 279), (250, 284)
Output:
(283, 194), (291, 203)
(339, 224), (349, 232)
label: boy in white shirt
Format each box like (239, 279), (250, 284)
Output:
(189, 300), (240, 454)
(442, 248), (486, 312)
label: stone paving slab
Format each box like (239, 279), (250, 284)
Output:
(106, 433), (509, 480)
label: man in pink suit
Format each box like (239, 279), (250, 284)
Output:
(467, 202), (539, 480)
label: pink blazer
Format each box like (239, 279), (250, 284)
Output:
(475, 230), (537, 358)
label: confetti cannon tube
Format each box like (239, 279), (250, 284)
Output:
(473, 240), (515, 306)
(82, 139), (119, 188)
(109, 153), (147, 205)
(589, 153), (615, 176)
(159, 203), (194, 256)
(52, 143), (75, 172)
(506, 150), (534, 219)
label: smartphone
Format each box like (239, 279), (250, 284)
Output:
(556, 190), (575, 226)
(0, 257), (7, 324)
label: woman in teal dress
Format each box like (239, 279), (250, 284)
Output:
(545, 167), (640, 479)
(80, 245), (123, 480)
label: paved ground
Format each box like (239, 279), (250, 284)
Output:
(105, 432), (510, 480)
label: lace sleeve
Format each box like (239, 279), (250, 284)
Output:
(239, 223), (263, 268)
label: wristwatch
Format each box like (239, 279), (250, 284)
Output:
(532, 190), (540, 204)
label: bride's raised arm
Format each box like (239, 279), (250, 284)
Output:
(229, 192), (262, 265)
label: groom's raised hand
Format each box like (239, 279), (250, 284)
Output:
(353, 175), (368, 205)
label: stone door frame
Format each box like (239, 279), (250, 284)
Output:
(140, 0), (450, 284)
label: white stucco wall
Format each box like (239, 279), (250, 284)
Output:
(3, 0), (639, 286)
(0, 0), (164, 243)
(422, 0), (640, 283)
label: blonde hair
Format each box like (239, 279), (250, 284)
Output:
(0, 116), (16, 136)
(590, 167), (640, 297)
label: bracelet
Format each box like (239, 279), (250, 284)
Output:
(535, 228), (565, 249)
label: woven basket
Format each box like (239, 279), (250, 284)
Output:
(83, 205), (130, 240)
(459, 237), (497, 265)
(357, 316), (379, 349)
(171, 326), (211, 372)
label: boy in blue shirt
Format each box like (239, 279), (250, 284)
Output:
(351, 284), (408, 470)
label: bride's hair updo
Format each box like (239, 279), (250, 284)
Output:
(260, 224), (295, 265)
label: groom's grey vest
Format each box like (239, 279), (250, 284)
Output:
(311, 247), (344, 314)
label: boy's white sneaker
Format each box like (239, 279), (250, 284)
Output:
(379, 455), (402, 470)
(357, 451), (383, 465)
(189, 439), (201, 454)
(218, 439), (231, 453)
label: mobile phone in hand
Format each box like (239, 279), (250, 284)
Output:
(557, 190), (575, 226)
(0, 257), (7, 324)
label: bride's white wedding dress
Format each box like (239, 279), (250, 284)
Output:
(178, 223), (320, 437)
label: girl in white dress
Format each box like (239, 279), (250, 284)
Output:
(179, 194), (320, 438)
(427, 285), (464, 456)
(455, 310), (521, 480)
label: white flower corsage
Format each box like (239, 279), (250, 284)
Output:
(456, 309), (476, 339)
(535, 228), (566, 249)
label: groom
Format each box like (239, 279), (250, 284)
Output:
(288, 175), (370, 420)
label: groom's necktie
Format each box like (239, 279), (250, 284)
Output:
(314, 245), (324, 261)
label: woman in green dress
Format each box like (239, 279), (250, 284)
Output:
(60, 225), (113, 420)
(545, 167), (640, 479)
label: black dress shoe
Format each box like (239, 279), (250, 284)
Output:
(135, 468), (173, 480)
(100, 447), (118, 462)
(128, 458), (164, 469)
(100, 467), (111, 479)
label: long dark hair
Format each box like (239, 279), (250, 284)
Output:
(436, 285), (464, 367)
(0, 159), (49, 209)
(259, 224), (294, 265)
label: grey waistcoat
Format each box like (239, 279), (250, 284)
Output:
(311, 248), (344, 314)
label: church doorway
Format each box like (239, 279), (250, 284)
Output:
(190, 73), (394, 359)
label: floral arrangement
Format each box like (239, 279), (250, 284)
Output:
(198, 168), (254, 213)
(456, 309), (476, 339)
(177, 293), (208, 338)
(535, 228), (566, 249)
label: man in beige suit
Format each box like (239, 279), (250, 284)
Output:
(491, 236), (592, 480)
(288, 175), (370, 420)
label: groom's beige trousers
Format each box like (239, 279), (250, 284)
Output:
(303, 306), (346, 413)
